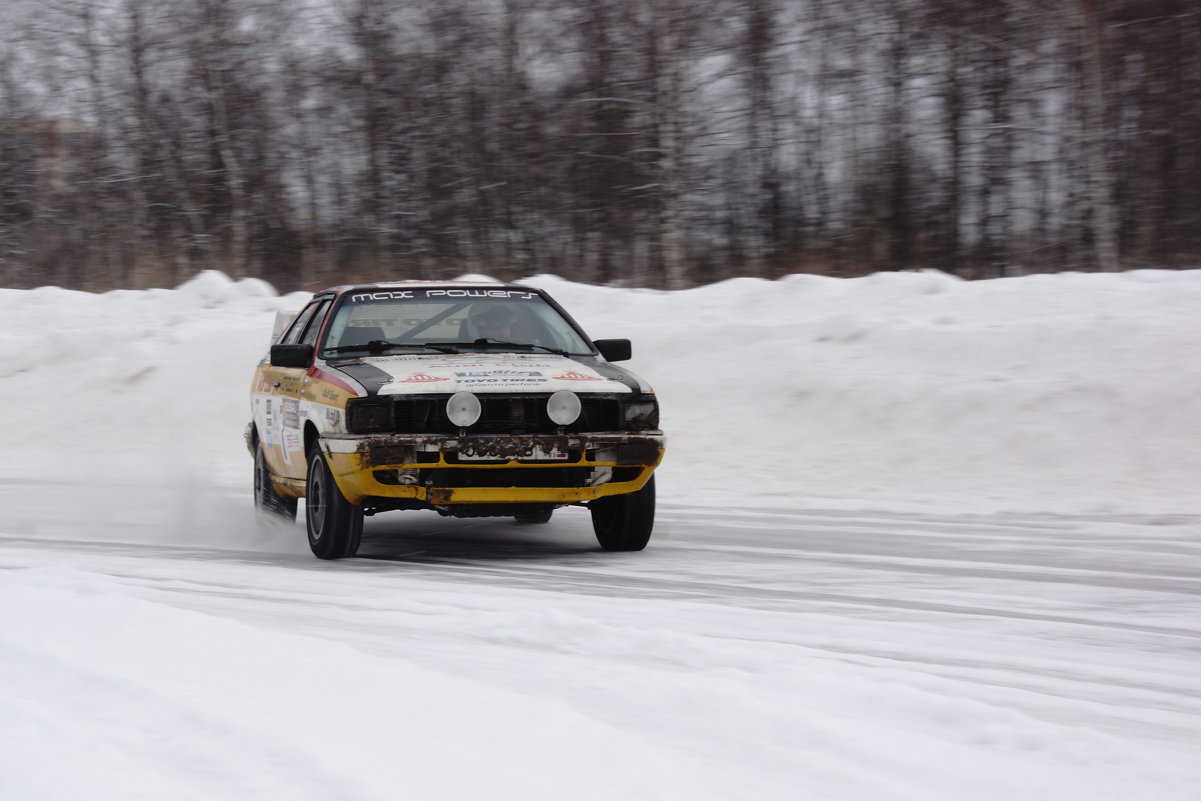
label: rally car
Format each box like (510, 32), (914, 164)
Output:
(247, 281), (665, 559)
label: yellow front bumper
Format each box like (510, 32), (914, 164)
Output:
(318, 432), (664, 505)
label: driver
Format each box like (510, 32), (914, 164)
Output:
(473, 304), (521, 340)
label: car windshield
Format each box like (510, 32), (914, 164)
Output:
(320, 288), (593, 357)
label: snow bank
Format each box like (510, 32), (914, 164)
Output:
(530, 269), (1201, 514)
(1, 268), (1198, 515)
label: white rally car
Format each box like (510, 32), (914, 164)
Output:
(247, 281), (665, 559)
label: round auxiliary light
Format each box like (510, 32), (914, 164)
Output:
(446, 392), (482, 428)
(547, 390), (582, 426)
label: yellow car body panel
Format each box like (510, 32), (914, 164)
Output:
(320, 442), (663, 505)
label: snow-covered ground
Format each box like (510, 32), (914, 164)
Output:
(2, 270), (1199, 800)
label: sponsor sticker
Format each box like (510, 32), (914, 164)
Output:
(455, 370), (544, 378)
(347, 288), (538, 303)
(398, 373), (450, 383)
(456, 378), (547, 385)
(348, 290), (414, 302)
(282, 398), (300, 428)
(454, 370), (548, 387)
(424, 289), (537, 299)
(283, 429), (302, 461)
(552, 371), (602, 381)
(264, 399), (275, 444)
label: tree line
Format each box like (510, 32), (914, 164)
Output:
(1, 0), (1197, 291)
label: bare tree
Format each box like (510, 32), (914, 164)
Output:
(1, 0), (1198, 290)
(1070, 0), (1120, 272)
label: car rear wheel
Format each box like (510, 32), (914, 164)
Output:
(590, 475), (655, 551)
(305, 442), (362, 560)
(254, 442), (297, 522)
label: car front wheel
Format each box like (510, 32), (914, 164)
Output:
(590, 475), (655, 551)
(305, 442), (363, 560)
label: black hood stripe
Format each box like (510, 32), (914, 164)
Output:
(329, 361), (394, 396)
(583, 359), (642, 392)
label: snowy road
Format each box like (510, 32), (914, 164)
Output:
(4, 481), (1199, 800)
(4, 270), (1201, 799)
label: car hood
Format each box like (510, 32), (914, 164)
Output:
(328, 352), (645, 396)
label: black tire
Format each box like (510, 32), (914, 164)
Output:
(590, 475), (655, 551)
(514, 506), (554, 525)
(254, 441), (298, 522)
(305, 442), (363, 560)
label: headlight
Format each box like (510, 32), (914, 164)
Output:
(346, 399), (391, 433)
(547, 390), (581, 426)
(446, 392), (482, 428)
(622, 396), (659, 430)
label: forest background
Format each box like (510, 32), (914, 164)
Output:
(1, 0), (1198, 292)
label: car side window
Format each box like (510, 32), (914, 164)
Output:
(281, 302), (320, 345)
(299, 300), (332, 347)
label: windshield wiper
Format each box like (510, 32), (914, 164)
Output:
(383, 340), (572, 356)
(324, 340), (459, 355)
(471, 338), (570, 356)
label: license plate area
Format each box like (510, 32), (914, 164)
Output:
(454, 437), (574, 463)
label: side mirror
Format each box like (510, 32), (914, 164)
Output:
(270, 343), (314, 369)
(593, 339), (632, 362)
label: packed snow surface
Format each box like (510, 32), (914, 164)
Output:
(2, 270), (1199, 800)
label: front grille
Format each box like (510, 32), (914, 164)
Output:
(393, 398), (446, 433)
(421, 467), (594, 488)
(387, 394), (623, 434)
